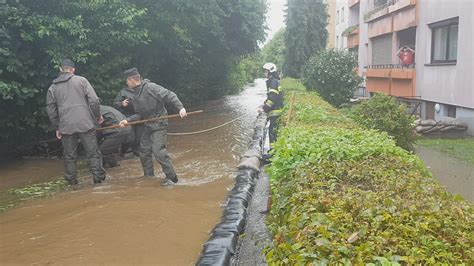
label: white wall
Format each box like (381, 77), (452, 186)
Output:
(335, 0), (349, 50)
(416, 0), (474, 109)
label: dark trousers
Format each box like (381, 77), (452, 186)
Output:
(62, 130), (105, 182)
(138, 126), (176, 178)
(100, 129), (130, 166)
(268, 116), (279, 145)
(121, 124), (144, 154)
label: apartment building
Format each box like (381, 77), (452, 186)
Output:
(348, 0), (474, 135)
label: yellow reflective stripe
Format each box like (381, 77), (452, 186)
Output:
(269, 89), (280, 94)
(265, 100), (275, 107)
(268, 109), (282, 117)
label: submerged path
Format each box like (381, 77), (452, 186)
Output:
(0, 80), (267, 265)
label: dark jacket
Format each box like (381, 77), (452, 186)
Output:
(99, 105), (129, 136)
(46, 72), (100, 135)
(113, 87), (136, 117)
(263, 76), (284, 117)
(126, 80), (184, 130)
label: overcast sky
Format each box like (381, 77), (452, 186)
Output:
(265, 0), (286, 43)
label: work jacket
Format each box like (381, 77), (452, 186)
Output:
(127, 80), (184, 130)
(46, 72), (100, 135)
(263, 76), (284, 117)
(113, 87), (136, 117)
(99, 105), (129, 136)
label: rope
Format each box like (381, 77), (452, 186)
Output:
(167, 112), (250, 136)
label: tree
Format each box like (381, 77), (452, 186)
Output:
(303, 50), (361, 107)
(284, 0), (328, 78)
(261, 28), (285, 73)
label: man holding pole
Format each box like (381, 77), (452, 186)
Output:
(118, 67), (187, 186)
(46, 59), (106, 185)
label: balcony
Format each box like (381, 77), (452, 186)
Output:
(364, 0), (417, 23)
(345, 26), (359, 49)
(366, 64), (416, 97)
(349, 0), (360, 8)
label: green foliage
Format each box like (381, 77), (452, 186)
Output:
(261, 28), (285, 72)
(225, 54), (263, 94)
(0, 0), (266, 154)
(351, 94), (416, 151)
(284, 0), (328, 78)
(265, 79), (474, 264)
(280, 78), (306, 92)
(416, 137), (474, 165)
(1, 179), (67, 212)
(302, 49), (362, 107)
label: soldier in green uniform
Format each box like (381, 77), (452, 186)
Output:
(118, 68), (187, 186)
(98, 105), (131, 168)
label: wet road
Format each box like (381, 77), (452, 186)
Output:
(0, 80), (267, 265)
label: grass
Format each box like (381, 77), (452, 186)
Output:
(0, 179), (67, 212)
(416, 138), (474, 165)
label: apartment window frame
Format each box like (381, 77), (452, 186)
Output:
(341, 7), (344, 22)
(429, 17), (459, 64)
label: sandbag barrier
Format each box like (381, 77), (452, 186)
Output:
(196, 113), (267, 266)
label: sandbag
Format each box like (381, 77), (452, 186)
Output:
(237, 156), (260, 172)
(196, 245), (232, 266)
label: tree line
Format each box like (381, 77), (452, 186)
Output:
(0, 0), (266, 154)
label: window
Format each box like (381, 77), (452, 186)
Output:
(430, 17), (459, 63)
(372, 34), (392, 65)
(336, 36), (339, 49)
(341, 8), (344, 22)
(374, 0), (388, 8)
(337, 10), (339, 24)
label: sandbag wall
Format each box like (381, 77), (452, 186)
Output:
(196, 114), (267, 266)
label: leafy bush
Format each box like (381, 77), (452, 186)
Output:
(302, 49), (361, 107)
(351, 94), (416, 151)
(265, 79), (474, 265)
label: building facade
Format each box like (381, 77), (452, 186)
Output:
(325, 0), (337, 48)
(349, 0), (474, 135)
(335, 0), (349, 50)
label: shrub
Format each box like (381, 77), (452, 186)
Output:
(302, 49), (361, 107)
(351, 93), (416, 151)
(265, 79), (474, 265)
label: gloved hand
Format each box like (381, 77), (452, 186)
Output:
(179, 108), (187, 118)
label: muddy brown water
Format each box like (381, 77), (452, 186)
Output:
(0, 80), (267, 265)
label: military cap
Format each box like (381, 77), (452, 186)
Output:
(124, 67), (140, 78)
(61, 59), (75, 68)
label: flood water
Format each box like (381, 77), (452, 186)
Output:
(0, 80), (267, 265)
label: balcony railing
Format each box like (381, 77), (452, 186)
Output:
(366, 63), (415, 69)
(364, 0), (416, 22)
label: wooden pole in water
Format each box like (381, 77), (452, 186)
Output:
(38, 110), (203, 143)
(97, 110), (203, 131)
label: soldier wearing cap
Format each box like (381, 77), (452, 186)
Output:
(119, 67), (187, 186)
(46, 59), (106, 185)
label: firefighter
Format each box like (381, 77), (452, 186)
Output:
(258, 63), (284, 146)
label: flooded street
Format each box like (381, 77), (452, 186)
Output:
(0, 80), (267, 265)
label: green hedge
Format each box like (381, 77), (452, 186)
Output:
(266, 79), (474, 264)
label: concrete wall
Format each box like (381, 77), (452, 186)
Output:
(416, 0), (474, 109)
